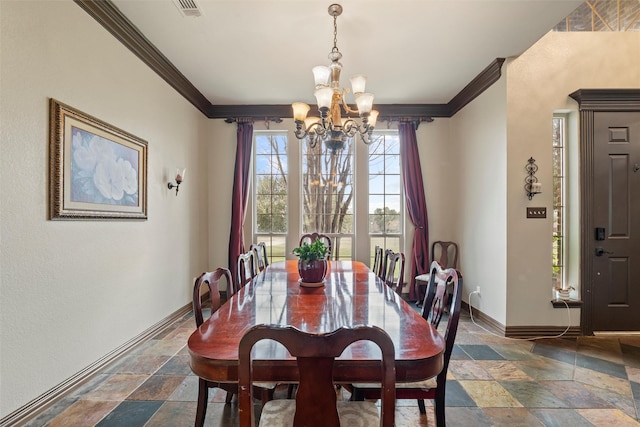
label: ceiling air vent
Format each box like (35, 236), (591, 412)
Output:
(172, 0), (203, 17)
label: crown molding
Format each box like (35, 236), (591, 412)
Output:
(447, 58), (505, 116)
(76, 0), (504, 122)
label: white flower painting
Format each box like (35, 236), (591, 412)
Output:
(70, 127), (139, 206)
(50, 99), (147, 220)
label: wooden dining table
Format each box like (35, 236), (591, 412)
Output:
(188, 260), (445, 384)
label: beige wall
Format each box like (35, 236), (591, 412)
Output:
(0, 1), (211, 416)
(446, 30), (640, 328)
(505, 31), (640, 326)
(450, 77), (509, 324)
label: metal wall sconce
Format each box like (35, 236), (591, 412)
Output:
(168, 168), (186, 196)
(524, 157), (542, 200)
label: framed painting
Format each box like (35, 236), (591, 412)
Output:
(49, 99), (148, 220)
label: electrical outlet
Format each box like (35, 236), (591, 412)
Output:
(476, 286), (481, 294)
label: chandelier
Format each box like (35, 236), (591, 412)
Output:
(292, 4), (379, 153)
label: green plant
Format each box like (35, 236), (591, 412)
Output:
(292, 238), (328, 262)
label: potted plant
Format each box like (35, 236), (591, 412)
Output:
(292, 238), (329, 285)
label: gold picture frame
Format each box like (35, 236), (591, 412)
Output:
(49, 99), (148, 220)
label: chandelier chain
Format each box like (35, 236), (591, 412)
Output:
(332, 14), (339, 53)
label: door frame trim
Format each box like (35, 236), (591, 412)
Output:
(569, 89), (640, 335)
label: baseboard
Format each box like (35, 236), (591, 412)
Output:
(0, 303), (192, 427)
(462, 301), (582, 338)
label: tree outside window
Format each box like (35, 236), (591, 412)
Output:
(302, 139), (354, 260)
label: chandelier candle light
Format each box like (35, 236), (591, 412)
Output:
(292, 4), (379, 153)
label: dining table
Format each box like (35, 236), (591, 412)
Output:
(187, 260), (445, 385)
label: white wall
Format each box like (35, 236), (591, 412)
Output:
(450, 77), (509, 324)
(505, 31), (640, 326)
(0, 1), (210, 416)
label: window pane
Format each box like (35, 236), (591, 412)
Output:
(385, 175), (401, 194)
(334, 236), (353, 260)
(385, 214), (401, 233)
(368, 131), (403, 274)
(385, 155), (400, 174)
(369, 156), (385, 174)
(369, 174), (385, 192)
(384, 237), (400, 253)
(369, 213), (383, 233)
(254, 132), (288, 257)
(257, 214), (271, 232)
(385, 195), (401, 213)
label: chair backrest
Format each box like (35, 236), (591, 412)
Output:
(238, 325), (395, 427)
(372, 245), (384, 278)
(192, 268), (233, 327)
(382, 250), (405, 294)
(237, 250), (258, 290)
(431, 240), (459, 269)
(250, 242), (269, 272)
(299, 233), (333, 257)
(421, 261), (463, 386)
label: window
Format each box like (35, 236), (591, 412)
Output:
(301, 138), (353, 260)
(251, 128), (402, 264)
(552, 115), (566, 289)
(253, 132), (288, 263)
(368, 131), (403, 266)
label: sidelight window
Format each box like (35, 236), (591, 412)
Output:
(552, 115), (566, 289)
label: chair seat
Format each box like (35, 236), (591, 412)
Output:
(258, 400), (379, 426)
(352, 376), (437, 390)
(254, 382), (278, 389)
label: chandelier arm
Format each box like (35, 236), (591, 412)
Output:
(340, 89), (360, 115)
(360, 130), (376, 145)
(341, 119), (359, 137)
(342, 119), (375, 142)
(309, 121), (328, 138)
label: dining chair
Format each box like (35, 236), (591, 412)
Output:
(192, 269), (275, 427)
(299, 232), (333, 257)
(238, 324), (396, 427)
(237, 250), (259, 290)
(379, 248), (391, 280)
(352, 261), (463, 426)
(417, 240), (459, 306)
(382, 250), (405, 295)
(250, 242), (269, 272)
(372, 245), (384, 278)
(432, 241), (459, 271)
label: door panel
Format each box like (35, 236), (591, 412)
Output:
(592, 112), (640, 331)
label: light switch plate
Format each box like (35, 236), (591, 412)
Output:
(527, 207), (546, 218)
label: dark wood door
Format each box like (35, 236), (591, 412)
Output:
(592, 111), (640, 331)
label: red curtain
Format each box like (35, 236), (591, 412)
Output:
(399, 121), (430, 301)
(228, 121), (254, 284)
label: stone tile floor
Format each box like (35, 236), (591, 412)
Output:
(22, 308), (640, 426)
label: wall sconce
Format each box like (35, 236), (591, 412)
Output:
(524, 157), (541, 200)
(167, 168), (185, 196)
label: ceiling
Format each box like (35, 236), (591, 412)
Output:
(91, 0), (583, 118)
